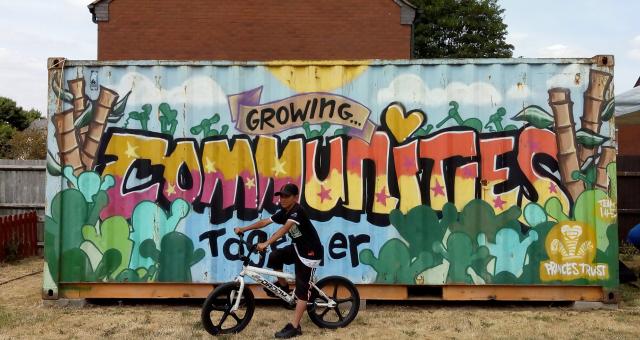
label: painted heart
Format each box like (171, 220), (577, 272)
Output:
(560, 224), (582, 240)
(384, 104), (425, 143)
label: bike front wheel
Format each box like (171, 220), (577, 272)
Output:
(201, 282), (255, 335)
(307, 276), (360, 329)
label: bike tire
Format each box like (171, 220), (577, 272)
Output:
(201, 282), (255, 335)
(307, 276), (360, 329)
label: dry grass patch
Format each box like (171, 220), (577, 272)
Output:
(0, 257), (640, 339)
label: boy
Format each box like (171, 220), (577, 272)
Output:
(234, 183), (323, 338)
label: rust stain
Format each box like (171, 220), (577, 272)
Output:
(574, 73), (581, 85)
(517, 82), (524, 90)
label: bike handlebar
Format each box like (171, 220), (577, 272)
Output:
(236, 232), (267, 259)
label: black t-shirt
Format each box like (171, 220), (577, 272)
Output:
(270, 204), (323, 260)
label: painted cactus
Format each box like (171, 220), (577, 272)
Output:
(140, 232), (205, 282)
(360, 239), (434, 284)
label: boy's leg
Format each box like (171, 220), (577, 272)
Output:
(267, 245), (295, 286)
(291, 260), (315, 328)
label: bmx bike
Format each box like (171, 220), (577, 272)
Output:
(201, 234), (360, 335)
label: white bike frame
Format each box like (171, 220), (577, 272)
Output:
(229, 264), (337, 312)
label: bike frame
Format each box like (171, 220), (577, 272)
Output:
(229, 263), (337, 312)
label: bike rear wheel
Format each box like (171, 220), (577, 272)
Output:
(201, 282), (255, 335)
(307, 276), (360, 329)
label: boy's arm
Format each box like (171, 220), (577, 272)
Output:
(235, 218), (272, 234)
(259, 221), (295, 249)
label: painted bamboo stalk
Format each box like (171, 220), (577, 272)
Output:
(53, 109), (85, 175)
(81, 86), (118, 170)
(548, 88), (584, 201)
(595, 146), (616, 191)
(68, 78), (89, 146)
(577, 70), (613, 164)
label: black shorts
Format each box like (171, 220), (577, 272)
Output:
(267, 244), (316, 301)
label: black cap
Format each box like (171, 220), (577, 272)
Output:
(274, 183), (299, 196)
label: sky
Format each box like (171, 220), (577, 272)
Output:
(0, 0), (638, 114)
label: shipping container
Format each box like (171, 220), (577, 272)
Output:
(44, 57), (618, 301)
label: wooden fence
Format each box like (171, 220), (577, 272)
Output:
(0, 212), (38, 261)
(0, 159), (46, 251)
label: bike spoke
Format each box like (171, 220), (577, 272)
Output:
(230, 312), (242, 323)
(217, 310), (230, 328)
(319, 307), (331, 318)
(334, 307), (344, 321)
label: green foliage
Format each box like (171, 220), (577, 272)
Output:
(449, 199), (521, 243)
(412, 0), (513, 58)
(7, 126), (47, 160)
(82, 216), (134, 279)
(0, 97), (41, 130)
(0, 97), (42, 157)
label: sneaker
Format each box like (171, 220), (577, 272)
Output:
(275, 323), (302, 338)
(264, 281), (290, 298)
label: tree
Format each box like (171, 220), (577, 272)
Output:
(0, 97), (42, 158)
(8, 127), (47, 160)
(412, 0), (514, 58)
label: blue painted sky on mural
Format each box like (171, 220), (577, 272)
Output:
(0, 0), (638, 114)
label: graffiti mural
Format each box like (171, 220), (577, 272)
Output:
(44, 60), (618, 295)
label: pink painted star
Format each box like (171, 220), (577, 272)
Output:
(376, 186), (391, 206)
(549, 182), (558, 194)
(461, 166), (476, 179)
(402, 157), (416, 171)
(528, 140), (541, 152)
(431, 179), (445, 197)
(493, 196), (506, 210)
(348, 157), (361, 168)
(317, 185), (332, 203)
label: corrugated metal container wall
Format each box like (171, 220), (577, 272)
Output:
(44, 58), (618, 299)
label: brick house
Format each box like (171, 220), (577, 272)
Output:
(88, 0), (416, 61)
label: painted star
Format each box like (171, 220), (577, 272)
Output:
(165, 182), (176, 196)
(245, 177), (256, 189)
(493, 196), (506, 210)
(402, 157), (415, 170)
(549, 182), (558, 194)
(125, 142), (139, 159)
(461, 166), (476, 179)
(376, 186), (391, 206)
(204, 157), (217, 173)
(431, 179), (445, 197)
(528, 140), (541, 152)
(272, 159), (287, 176)
(317, 185), (332, 203)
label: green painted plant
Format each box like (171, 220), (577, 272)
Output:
(449, 199), (522, 243)
(140, 232), (205, 282)
(82, 216), (134, 279)
(433, 232), (491, 284)
(59, 247), (121, 282)
(158, 103), (178, 136)
(435, 101), (483, 131)
(303, 121), (331, 138)
(485, 107), (517, 132)
(190, 114), (228, 137)
(124, 104), (152, 130)
(389, 203), (457, 263)
(360, 239), (434, 284)
(45, 167), (114, 282)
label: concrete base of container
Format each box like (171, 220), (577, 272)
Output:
(55, 283), (611, 303)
